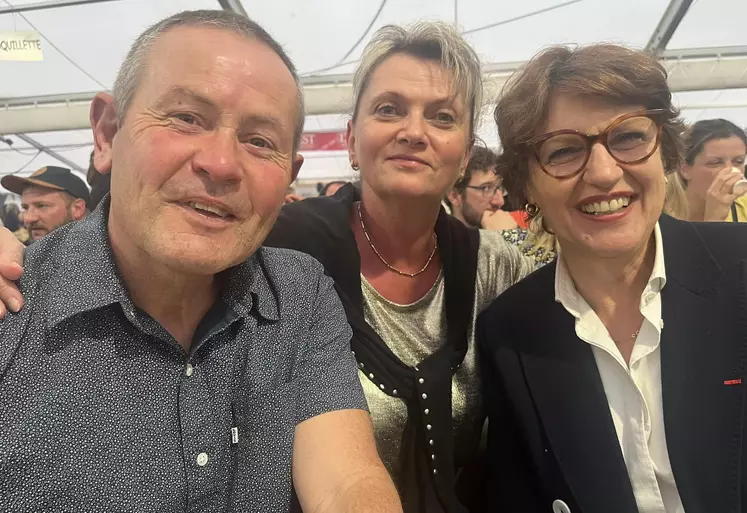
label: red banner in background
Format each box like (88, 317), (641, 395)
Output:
(300, 131), (347, 152)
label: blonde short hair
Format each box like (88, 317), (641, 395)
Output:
(352, 22), (483, 136)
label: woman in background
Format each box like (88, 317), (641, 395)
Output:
(667, 118), (747, 222)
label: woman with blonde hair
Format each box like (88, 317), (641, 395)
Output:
(0, 21), (535, 513)
(264, 23), (535, 512)
(479, 43), (747, 512)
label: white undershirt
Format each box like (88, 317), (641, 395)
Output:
(554, 223), (685, 513)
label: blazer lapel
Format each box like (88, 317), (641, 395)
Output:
(520, 274), (637, 513)
(659, 216), (747, 513)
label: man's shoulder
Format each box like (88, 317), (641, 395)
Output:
(230, 248), (341, 334)
(256, 246), (325, 276)
(22, 221), (81, 281)
(20, 215), (107, 307)
(0, 225), (80, 369)
(252, 247), (329, 303)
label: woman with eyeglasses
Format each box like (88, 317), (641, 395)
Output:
(478, 44), (747, 513)
(667, 118), (747, 223)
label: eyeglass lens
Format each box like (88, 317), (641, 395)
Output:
(480, 183), (506, 198)
(537, 116), (659, 177)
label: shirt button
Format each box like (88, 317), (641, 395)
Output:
(196, 452), (209, 467)
(185, 364), (194, 377)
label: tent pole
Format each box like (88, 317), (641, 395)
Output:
(13, 133), (86, 173)
(0, 0), (120, 15)
(645, 0), (695, 56)
(217, 0), (248, 17)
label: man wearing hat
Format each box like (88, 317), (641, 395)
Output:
(1, 166), (90, 242)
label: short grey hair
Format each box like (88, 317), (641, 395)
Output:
(111, 10), (305, 151)
(352, 22), (483, 137)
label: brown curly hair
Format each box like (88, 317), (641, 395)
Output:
(453, 145), (499, 191)
(494, 44), (686, 210)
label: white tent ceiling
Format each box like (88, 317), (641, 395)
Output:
(1, 0), (746, 190)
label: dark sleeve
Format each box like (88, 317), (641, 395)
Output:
(263, 198), (331, 256)
(263, 204), (301, 250)
(477, 308), (545, 513)
(293, 259), (367, 424)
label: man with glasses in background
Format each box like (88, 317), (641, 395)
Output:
(448, 146), (518, 230)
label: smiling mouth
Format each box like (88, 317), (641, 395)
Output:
(181, 201), (234, 219)
(389, 157), (428, 166)
(580, 196), (632, 216)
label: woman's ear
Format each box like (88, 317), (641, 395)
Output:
(460, 137), (475, 175)
(346, 120), (358, 169)
(447, 188), (462, 209)
(525, 175), (538, 206)
(678, 165), (691, 183)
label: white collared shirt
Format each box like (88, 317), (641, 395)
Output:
(555, 223), (685, 513)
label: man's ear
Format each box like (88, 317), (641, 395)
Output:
(70, 198), (88, 221)
(90, 93), (119, 176)
(291, 154), (304, 183)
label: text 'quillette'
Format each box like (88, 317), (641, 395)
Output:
(0, 31), (43, 61)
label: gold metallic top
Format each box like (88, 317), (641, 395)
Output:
(359, 230), (534, 481)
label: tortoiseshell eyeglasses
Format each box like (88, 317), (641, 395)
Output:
(524, 109), (666, 179)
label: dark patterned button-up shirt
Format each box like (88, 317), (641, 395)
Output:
(0, 201), (366, 512)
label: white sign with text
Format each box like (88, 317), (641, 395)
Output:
(0, 31), (43, 61)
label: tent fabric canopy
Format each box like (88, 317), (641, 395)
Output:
(1, 0), (746, 189)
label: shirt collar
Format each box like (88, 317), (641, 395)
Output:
(222, 248), (280, 322)
(554, 221), (667, 317)
(648, 222), (667, 293)
(45, 196), (279, 329)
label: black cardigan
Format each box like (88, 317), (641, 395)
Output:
(264, 184), (481, 512)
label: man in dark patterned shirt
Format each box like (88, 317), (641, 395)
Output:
(0, 10), (401, 513)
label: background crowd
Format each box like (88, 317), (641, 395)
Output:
(5, 112), (745, 251)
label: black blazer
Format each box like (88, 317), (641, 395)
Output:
(477, 215), (747, 513)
